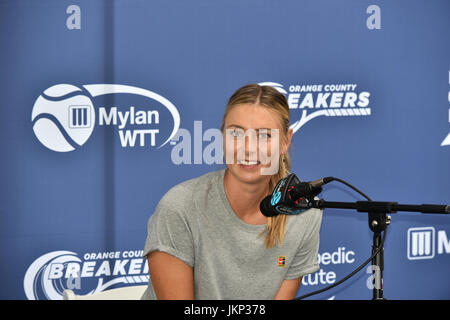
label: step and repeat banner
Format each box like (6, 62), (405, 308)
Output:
(0, 0), (449, 300)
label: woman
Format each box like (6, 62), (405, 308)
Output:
(141, 84), (323, 299)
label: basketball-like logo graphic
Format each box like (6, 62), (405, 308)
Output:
(24, 250), (82, 300)
(31, 84), (95, 152)
(32, 83), (180, 152)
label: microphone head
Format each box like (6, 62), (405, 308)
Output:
(260, 195), (280, 217)
(290, 183), (322, 202)
(260, 173), (314, 218)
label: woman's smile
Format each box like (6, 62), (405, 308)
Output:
(238, 159), (260, 168)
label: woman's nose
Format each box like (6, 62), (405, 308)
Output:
(244, 132), (258, 160)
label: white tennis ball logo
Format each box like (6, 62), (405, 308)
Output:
(31, 84), (95, 152)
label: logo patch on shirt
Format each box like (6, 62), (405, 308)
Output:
(278, 256), (286, 267)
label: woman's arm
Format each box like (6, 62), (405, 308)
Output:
(147, 251), (194, 300)
(274, 277), (303, 300)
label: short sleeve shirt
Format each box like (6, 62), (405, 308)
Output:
(141, 169), (322, 300)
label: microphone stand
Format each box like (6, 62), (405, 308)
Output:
(305, 200), (449, 300)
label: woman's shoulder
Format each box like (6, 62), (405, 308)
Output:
(157, 169), (224, 211)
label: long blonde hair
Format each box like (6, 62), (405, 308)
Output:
(221, 83), (291, 248)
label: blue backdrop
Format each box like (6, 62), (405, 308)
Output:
(1, 0), (449, 300)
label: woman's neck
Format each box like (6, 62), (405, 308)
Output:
(223, 169), (270, 225)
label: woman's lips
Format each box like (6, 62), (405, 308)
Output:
(238, 159), (260, 169)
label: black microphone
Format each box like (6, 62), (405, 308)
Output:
(260, 174), (332, 217)
(260, 195), (279, 217)
(289, 177), (333, 202)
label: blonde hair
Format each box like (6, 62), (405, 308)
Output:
(221, 83), (291, 248)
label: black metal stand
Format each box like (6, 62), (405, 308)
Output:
(369, 213), (390, 300)
(302, 199), (449, 300)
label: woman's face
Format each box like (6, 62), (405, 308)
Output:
(223, 103), (292, 185)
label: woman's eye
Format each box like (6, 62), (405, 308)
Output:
(230, 129), (244, 137)
(258, 131), (271, 139)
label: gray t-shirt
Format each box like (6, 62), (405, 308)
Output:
(141, 169), (322, 300)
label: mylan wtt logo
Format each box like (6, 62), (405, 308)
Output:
(31, 83), (180, 152)
(69, 106), (91, 129)
(407, 227), (450, 260)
